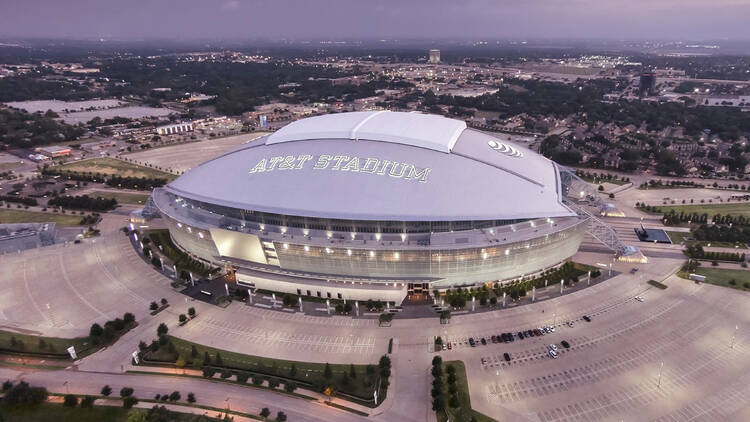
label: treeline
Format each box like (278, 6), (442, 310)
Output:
(0, 107), (86, 149)
(661, 209), (750, 227)
(147, 230), (218, 277)
(48, 195), (117, 211)
(0, 195), (38, 206)
(42, 167), (167, 190)
(640, 179), (704, 189)
(692, 224), (750, 244)
(685, 244), (744, 262)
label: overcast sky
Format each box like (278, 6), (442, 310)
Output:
(1, 0), (749, 41)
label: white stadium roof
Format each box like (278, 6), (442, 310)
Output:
(266, 111), (466, 153)
(165, 111), (576, 221)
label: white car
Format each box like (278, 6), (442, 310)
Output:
(549, 344), (558, 351)
(635, 296), (644, 302)
(548, 349), (558, 359)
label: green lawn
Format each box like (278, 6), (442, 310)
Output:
(57, 158), (176, 180)
(644, 203), (750, 218)
(0, 402), (222, 422)
(678, 267), (750, 291)
(88, 190), (150, 205)
(666, 231), (746, 249)
(0, 208), (83, 226)
(143, 336), (384, 404)
(0, 329), (95, 359)
(437, 361), (496, 422)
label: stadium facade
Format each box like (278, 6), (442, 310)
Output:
(151, 111), (589, 303)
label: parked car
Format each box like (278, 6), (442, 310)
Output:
(503, 352), (511, 362)
(442, 344), (447, 351)
(561, 340), (570, 349)
(469, 338), (476, 347)
(548, 349), (558, 359)
(447, 342), (452, 350)
(583, 315), (591, 322)
(480, 338), (487, 345)
(518, 331), (525, 339)
(491, 335), (497, 343)
(635, 296), (644, 302)
(549, 344), (558, 351)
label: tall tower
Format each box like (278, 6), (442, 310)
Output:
(429, 49), (441, 64)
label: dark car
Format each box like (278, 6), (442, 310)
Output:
(481, 338), (487, 345)
(503, 352), (511, 362)
(491, 335), (497, 343)
(561, 340), (570, 349)
(518, 331), (525, 339)
(583, 315), (591, 322)
(508, 333), (514, 342)
(534, 329), (543, 336)
(469, 338), (475, 347)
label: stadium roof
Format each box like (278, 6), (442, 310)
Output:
(165, 111), (576, 221)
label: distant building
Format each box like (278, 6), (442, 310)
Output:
(156, 122), (193, 136)
(639, 71), (656, 97)
(36, 145), (71, 158)
(429, 49), (441, 64)
(81, 140), (117, 151)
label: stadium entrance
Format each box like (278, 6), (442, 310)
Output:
(405, 282), (431, 303)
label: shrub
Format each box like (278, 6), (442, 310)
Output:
(2, 380), (13, 391)
(119, 387), (134, 398)
(179, 314), (187, 323)
(432, 356), (443, 366)
(268, 378), (280, 389)
(220, 369), (232, 379)
(101, 385), (112, 396)
(169, 391), (181, 401)
(157, 323), (168, 336)
(123, 312), (135, 324)
(260, 408), (270, 417)
(323, 363), (333, 379)
(252, 375), (264, 386)
(236, 372), (250, 383)
(202, 367), (216, 378)
(3, 382), (48, 405)
(63, 394), (78, 407)
(150, 301), (158, 311)
(276, 411), (287, 422)
(123, 396), (138, 409)
(187, 392), (196, 403)
(188, 307), (196, 317)
(80, 396), (95, 408)
(161, 298), (168, 305)
(284, 381), (297, 393)
(89, 323), (103, 337)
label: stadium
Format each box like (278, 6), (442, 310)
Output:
(151, 111), (594, 303)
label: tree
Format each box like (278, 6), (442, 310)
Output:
(123, 312), (135, 324)
(268, 378), (280, 388)
(179, 314), (187, 323)
(276, 411), (287, 422)
(120, 387), (134, 398)
(101, 385), (112, 396)
(252, 375), (264, 386)
(191, 345), (198, 358)
(432, 356), (443, 366)
(169, 391), (181, 401)
(187, 392), (196, 403)
(63, 394), (78, 407)
(89, 323), (103, 337)
(260, 408), (271, 418)
(188, 307), (196, 318)
(215, 352), (223, 366)
(289, 363), (297, 377)
(123, 396), (138, 409)
(3, 381), (48, 405)
(284, 381), (297, 393)
(150, 301), (158, 311)
(349, 363), (356, 379)
(157, 323), (168, 337)
(161, 298), (168, 305)
(80, 396), (96, 408)
(323, 363), (333, 379)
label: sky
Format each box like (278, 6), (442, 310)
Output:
(1, 0), (749, 41)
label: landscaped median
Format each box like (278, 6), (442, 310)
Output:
(134, 335), (390, 409)
(431, 357), (495, 422)
(0, 312), (137, 361)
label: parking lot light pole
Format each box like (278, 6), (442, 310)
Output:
(560, 279), (564, 295)
(657, 361), (664, 388)
(532, 286), (536, 302)
(502, 292), (506, 307)
(731, 325), (738, 349)
(298, 296), (302, 312)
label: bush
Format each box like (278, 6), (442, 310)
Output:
(236, 372), (250, 383)
(202, 367), (216, 378)
(63, 394), (78, 407)
(150, 301), (158, 311)
(276, 411), (287, 422)
(284, 381), (297, 393)
(123, 396), (138, 409)
(101, 385), (112, 396)
(169, 391), (181, 401)
(220, 369), (232, 379)
(3, 382), (48, 406)
(187, 392), (196, 403)
(252, 375), (264, 386)
(2, 380), (13, 391)
(89, 323), (103, 337)
(123, 312), (135, 324)
(80, 396), (95, 408)
(157, 323), (168, 336)
(260, 408), (270, 417)
(268, 378), (280, 389)
(119, 387), (134, 398)
(188, 307), (196, 317)
(432, 356), (442, 366)
(179, 314), (187, 323)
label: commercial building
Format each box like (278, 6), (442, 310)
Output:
(156, 122), (194, 136)
(429, 49), (441, 64)
(36, 145), (71, 158)
(151, 111), (589, 302)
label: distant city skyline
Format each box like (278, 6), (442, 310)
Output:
(1, 0), (749, 42)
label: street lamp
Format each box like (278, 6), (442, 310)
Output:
(657, 361), (664, 388)
(731, 325), (738, 349)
